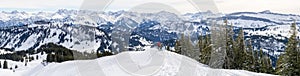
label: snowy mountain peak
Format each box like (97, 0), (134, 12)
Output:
(260, 10), (272, 14)
(156, 11), (175, 15)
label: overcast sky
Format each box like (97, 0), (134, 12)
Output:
(0, 0), (299, 15)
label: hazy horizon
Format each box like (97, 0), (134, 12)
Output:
(0, 0), (299, 15)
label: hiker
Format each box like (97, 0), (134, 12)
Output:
(157, 42), (163, 50)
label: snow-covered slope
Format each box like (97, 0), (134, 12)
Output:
(0, 25), (109, 53)
(0, 47), (276, 76)
(0, 52), (48, 76)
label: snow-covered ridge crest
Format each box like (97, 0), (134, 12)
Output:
(0, 9), (186, 27)
(1, 9), (299, 28)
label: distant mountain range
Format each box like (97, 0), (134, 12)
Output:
(0, 9), (300, 65)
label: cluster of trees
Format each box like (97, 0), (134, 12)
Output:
(0, 60), (8, 69)
(0, 50), (36, 62)
(0, 42), (114, 72)
(38, 43), (74, 62)
(0, 60), (18, 71)
(174, 34), (200, 61)
(0, 49), (38, 71)
(40, 43), (113, 63)
(221, 20), (274, 73)
(0, 42), (114, 64)
(275, 21), (300, 75)
(174, 20), (274, 74)
(96, 51), (113, 58)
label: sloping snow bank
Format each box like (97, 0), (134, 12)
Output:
(1, 47), (276, 76)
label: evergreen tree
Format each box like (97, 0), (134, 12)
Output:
(36, 55), (39, 60)
(276, 21), (300, 75)
(253, 50), (260, 72)
(30, 56), (34, 61)
(198, 35), (204, 63)
(223, 19), (235, 69)
(199, 35), (212, 65)
(261, 53), (274, 73)
(296, 47), (300, 74)
(166, 45), (170, 51)
(257, 48), (274, 73)
(184, 34), (198, 60)
(97, 51), (113, 57)
(41, 51), (44, 55)
(276, 53), (285, 74)
(174, 40), (181, 54)
(179, 33), (197, 59)
(96, 50), (100, 58)
(21, 58), (24, 62)
(3, 60), (8, 69)
(15, 65), (18, 69)
(180, 34), (186, 55)
(25, 60), (28, 66)
(243, 40), (255, 71)
(46, 54), (52, 62)
(258, 48), (264, 72)
(296, 47), (300, 75)
(234, 28), (247, 69)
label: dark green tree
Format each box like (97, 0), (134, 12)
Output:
(223, 19), (235, 69)
(276, 53), (285, 74)
(36, 55), (39, 60)
(3, 60), (8, 69)
(261, 53), (274, 73)
(29, 56), (34, 61)
(166, 45), (170, 51)
(96, 50), (100, 58)
(41, 51), (44, 55)
(257, 48), (264, 72)
(25, 60), (28, 66)
(46, 54), (55, 62)
(15, 65), (18, 69)
(243, 40), (255, 71)
(198, 35), (204, 63)
(276, 21), (300, 75)
(174, 40), (181, 54)
(253, 49), (260, 72)
(21, 58), (24, 62)
(180, 34), (187, 56)
(233, 28), (247, 70)
(199, 35), (212, 65)
(183, 34), (198, 60)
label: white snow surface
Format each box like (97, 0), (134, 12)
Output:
(0, 47), (276, 76)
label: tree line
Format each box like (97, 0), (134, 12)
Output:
(40, 43), (113, 62)
(173, 20), (300, 75)
(276, 21), (300, 75)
